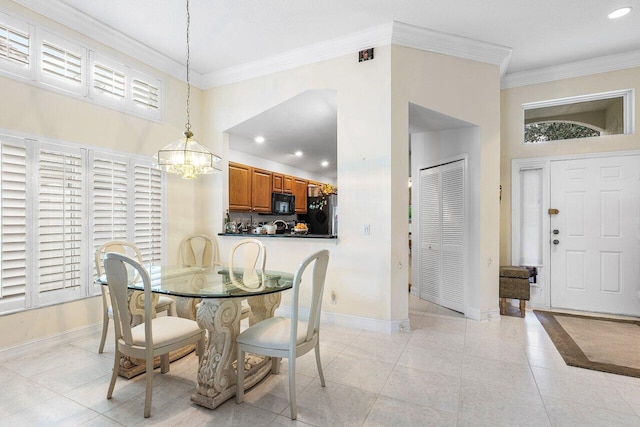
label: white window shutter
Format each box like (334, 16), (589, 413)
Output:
(0, 21), (29, 66)
(130, 69), (162, 120)
(40, 32), (85, 95)
(37, 146), (85, 303)
(0, 139), (28, 313)
(89, 153), (129, 292)
(133, 163), (163, 266)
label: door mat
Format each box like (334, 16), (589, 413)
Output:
(534, 310), (640, 378)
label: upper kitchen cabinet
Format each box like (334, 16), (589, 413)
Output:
(283, 175), (293, 193)
(293, 178), (308, 213)
(229, 162), (252, 211)
(273, 173), (284, 192)
(251, 167), (272, 213)
(229, 162), (272, 212)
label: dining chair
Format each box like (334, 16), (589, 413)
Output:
(228, 238), (267, 272)
(103, 252), (205, 418)
(236, 249), (330, 420)
(229, 238), (267, 321)
(95, 241), (176, 354)
(178, 234), (220, 267)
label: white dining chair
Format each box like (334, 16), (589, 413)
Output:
(229, 238), (266, 272)
(178, 234), (220, 267)
(103, 252), (205, 418)
(229, 238), (267, 321)
(236, 249), (330, 420)
(95, 241), (176, 354)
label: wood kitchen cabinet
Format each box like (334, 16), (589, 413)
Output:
(229, 162), (272, 212)
(283, 175), (293, 193)
(293, 177), (308, 213)
(229, 162), (252, 211)
(251, 168), (272, 213)
(272, 173), (284, 192)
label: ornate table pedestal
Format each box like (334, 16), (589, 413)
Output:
(191, 292), (282, 409)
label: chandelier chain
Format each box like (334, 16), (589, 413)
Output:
(185, 0), (191, 132)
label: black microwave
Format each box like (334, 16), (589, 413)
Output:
(272, 192), (295, 215)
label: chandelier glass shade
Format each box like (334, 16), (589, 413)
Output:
(153, 0), (220, 179)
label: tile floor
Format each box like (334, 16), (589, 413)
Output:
(2, 296), (640, 426)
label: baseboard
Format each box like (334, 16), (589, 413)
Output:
(275, 306), (411, 333)
(0, 323), (102, 364)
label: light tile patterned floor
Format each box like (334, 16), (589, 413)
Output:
(2, 296), (640, 426)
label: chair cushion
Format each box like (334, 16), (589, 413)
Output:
(237, 317), (309, 350)
(499, 266), (530, 279)
(499, 277), (530, 300)
(155, 295), (175, 311)
(129, 316), (202, 347)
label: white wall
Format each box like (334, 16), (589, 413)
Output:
(411, 126), (481, 317)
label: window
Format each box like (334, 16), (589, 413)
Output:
(0, 11), (32, 79)
(0, 11), (163, 121)
(40, 32), (86, 95)
(522, 90), (633, 144)
(0, 133), (165, 314)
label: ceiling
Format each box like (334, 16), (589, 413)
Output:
(19, 0), (640, 78)
(12, 0), (639, 178)
(227, 90), (338, 180)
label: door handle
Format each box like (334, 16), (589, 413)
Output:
(553, 229), (559, 235)
(553, 239), (559, 245)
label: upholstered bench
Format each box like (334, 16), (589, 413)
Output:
(499, 266), (530, 317)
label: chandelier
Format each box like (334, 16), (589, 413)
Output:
(153, 0), (221, 179)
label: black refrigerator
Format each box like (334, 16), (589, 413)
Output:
(306, 194), (338, 236)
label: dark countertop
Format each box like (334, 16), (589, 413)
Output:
(218, 233), (336, 239)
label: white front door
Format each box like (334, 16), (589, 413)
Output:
(418, 160), (466, 313)
(550, 155), (640, 316)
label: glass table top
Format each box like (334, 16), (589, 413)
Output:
(97, 264), (294, 298)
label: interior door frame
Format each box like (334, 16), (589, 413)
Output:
(511, 149), (640, 309)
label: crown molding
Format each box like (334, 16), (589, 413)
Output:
(501, 49), (640, 89)
(391, 22), (512, 75)
(201, 23), (392, 88)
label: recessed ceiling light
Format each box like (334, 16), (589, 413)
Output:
(321, 160), (329, 167)
(254, 136), (265, 143)
(608, 6), (631, 19)
(294, 151), (303, 157)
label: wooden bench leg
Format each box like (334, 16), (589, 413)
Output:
(500, 298), (507, 315)
(519, 300), (526, 317)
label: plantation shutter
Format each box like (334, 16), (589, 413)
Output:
(133, 164), (163, 266)
(89, 153), (129, 291)
(0, 139), (27, 312)
(93, 63), (125, 99)
(40, 32), (84, 95)
(0, 21), (29, 67)
(37, 146), (85, 301)
(132, 78), (159, 111)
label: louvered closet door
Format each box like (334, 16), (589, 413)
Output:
(419, 160), (466, 313)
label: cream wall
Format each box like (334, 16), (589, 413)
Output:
(199, 46), (403, 328)
(500, 67), (640, 266)
(199, 44), (503, 326)
(392, 46), (502, 319)
(0, 2), (201, 349)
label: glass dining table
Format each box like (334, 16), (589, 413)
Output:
(98, 264), (294, 410)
